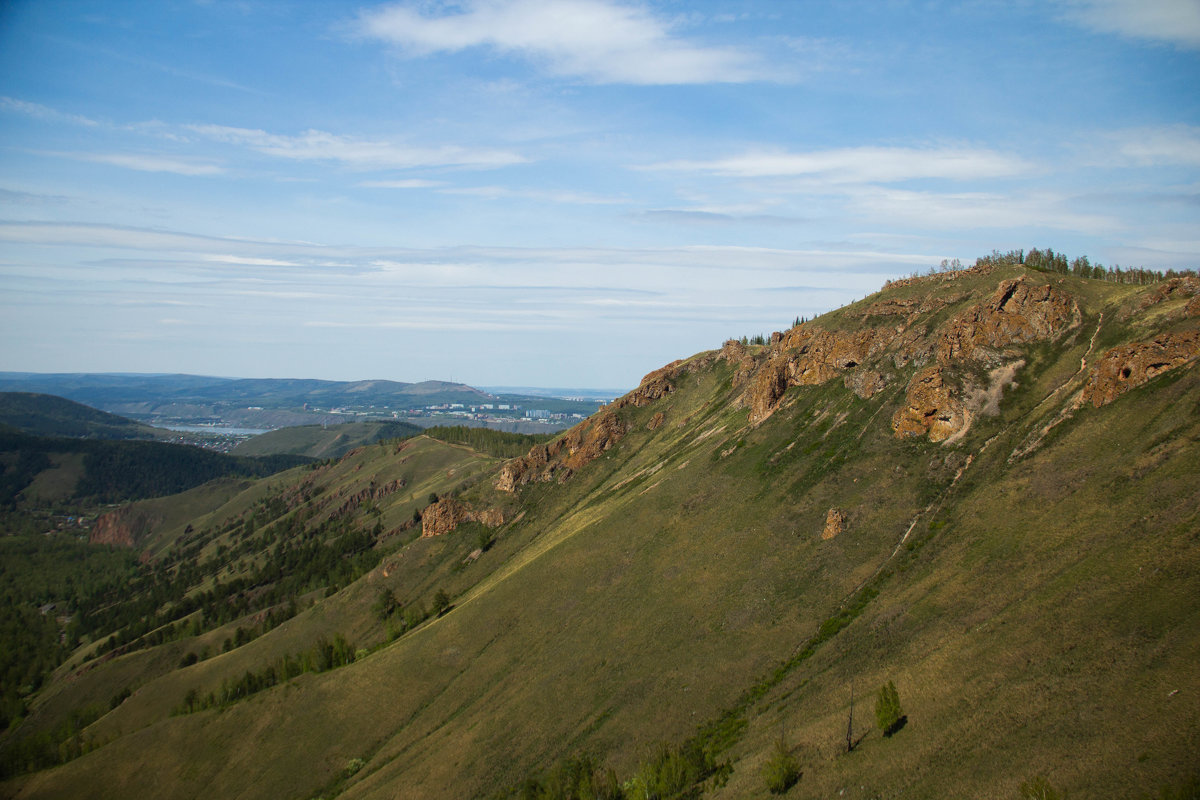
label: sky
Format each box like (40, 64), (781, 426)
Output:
(1, 0), (1198, 391)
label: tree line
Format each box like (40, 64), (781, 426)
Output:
(974, 247), (1196, 284)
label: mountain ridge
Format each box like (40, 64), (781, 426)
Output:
(3, 259), (1198, 799)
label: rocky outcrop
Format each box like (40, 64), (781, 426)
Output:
(851, 293), (959, 322)
(496, 359), (712, 492)
(91, 506), (160, 548)
(738, 275), (1080, 438)
(746, 356), (792, 425)
(892, 366), (970, 442)
(747, 327), (898, 423)
(496, 409), (630, 492)
(720, 339), (757, 387)
(822, 508), (846, 540)
(421, 497), (504, 538)
(1138, 276), (1200, 310)
(329, 478), (405, 518)
(935, 278), (1078, 364)
(1079, 328), (1200, 408)
(844, 369), (888, 400)
(612, 361), (683, 409)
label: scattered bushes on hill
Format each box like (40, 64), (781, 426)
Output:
(496, 739), (730, 800)
(1019, 775), (1062, 800)
(761, 737), (801, 794)
(874, 680), (905, 737)
(0, 703), (105, 778)
(421, 426), (556, 459)
(173, 634), (356, 715)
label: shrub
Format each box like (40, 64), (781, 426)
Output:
(761, 738), (801, 794)
(432, 589), (451, 617)
(1019, 775), (1061, 800)
(874, 680), (904, 736)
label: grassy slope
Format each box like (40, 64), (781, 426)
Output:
(230, 420), (422, 459)
(6, 268), (1199, 799)
(2, 436), (500, 786)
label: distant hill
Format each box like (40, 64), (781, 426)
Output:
(0, 374), (496, 412)
(0, 427), (310, 507)
(0, 374), (601, 430)
(0, 393), (162, 440)
(231, 420), (422, 459)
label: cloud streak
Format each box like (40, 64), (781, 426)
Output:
(189, 124), (527, 170)
(644, 146), (1031, 182)
(1062, 0), (1200, 48)
(356, 0), (769, 84)
(57, 152), (226, 176)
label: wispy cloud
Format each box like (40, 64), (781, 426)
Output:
(57, 152), (226, 176)
(632, 209), (802, 226)
(1061, 0), (1200, 48)
(358, 179), (447, 189)
(1102, 124), (1200, 166)
(644, 145), (1031, 183)
(439, 185), (627, 204)
(189, 124), (527, 170)
(0, 96), (100, 127)
(848, 188), (1117, 233)
(355, 0), (770, 85)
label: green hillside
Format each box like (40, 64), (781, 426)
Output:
(3, 261), (1198, 799)
(0, 428), (310, 507)
(231, 420), (423, 459)
(0, 393), (162, 440)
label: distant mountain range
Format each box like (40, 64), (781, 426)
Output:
(0, 373), (494, 409)
(0, 373), (603, 430)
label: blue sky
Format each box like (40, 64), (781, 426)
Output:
(1, 0), (1198, 390)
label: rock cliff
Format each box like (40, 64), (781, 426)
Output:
(1079, 328), (1200, 408)
(737, 274), (1081, 440)
(934, 278), (1078, 364)
(421, 496), (504, 538)
(892, 366), (970, 442)
(496, 359), (703, 493)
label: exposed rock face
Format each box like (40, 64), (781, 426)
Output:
(421, 497), (504, 538)
(822, 508), (846, 540)
(735, 275), (1080, 440)
(720, 339), (757, 387)
(328, 478), (405, 518)
(892, 366), (970, 442)
(647, 412), (665, 431)
(935, 278), (1078, 364)
(746, 357), (792, 425)
(844, 369), (888, 400)
(851, 293), (959, 322)
(496, 408), (630, 492)
(613, 361), (683, 409)
(1079, 328), (1200, 408)
(496, 360), (710, 492)
(747, 327), (897, 423)
(91, 506), (159, 548)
